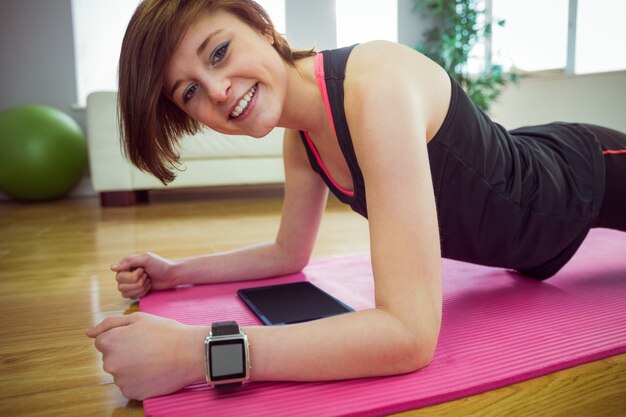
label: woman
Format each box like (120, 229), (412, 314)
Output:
(87, 0), (626, 400)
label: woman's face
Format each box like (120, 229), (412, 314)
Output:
(165, 10), (287, 137)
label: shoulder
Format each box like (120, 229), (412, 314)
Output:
(345, 41), (447, 90)
(344, 41), (451, 140)
(348, 41), (430, 69)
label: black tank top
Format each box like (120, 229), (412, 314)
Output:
(299, 45), (605, 279)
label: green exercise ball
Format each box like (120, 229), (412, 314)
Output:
(0, 105), (87, 201)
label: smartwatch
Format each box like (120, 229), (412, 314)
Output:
(204, 321), (250, 391)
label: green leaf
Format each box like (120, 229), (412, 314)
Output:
(412, 0), (517, 111)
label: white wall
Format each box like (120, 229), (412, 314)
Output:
(286, 0), (336, 51)
(0, 0), (84, 128)
(490, 71), (626, 132)
(397, 0), (431, 49)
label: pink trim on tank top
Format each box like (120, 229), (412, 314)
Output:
(315, 53), (335, 134)
(302, 131), (355, 197)
(303, 53), (354, 198)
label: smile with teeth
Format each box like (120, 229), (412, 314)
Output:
(230, 84), (257, 118)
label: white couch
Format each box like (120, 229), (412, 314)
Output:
(86, 92), (285, 206)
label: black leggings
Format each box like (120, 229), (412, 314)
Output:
(585, 124), (626, 231)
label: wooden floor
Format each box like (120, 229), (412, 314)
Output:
(0, 189), (624, 417)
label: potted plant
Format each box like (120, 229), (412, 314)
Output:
(413, 0), (517, 111)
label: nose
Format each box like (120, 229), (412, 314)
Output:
(205, 76), (231, 104)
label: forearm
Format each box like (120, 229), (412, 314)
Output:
(244, 308), (434, 381)
(181, 307), (435, 387)
(166, 142), (328, 287)
(169, 241), (306, 286)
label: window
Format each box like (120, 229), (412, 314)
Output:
(335, 0), (397, 48)
(258, 0), (286, 34)
(575, 0), (626, 74)
(71, 0), (141, 106)
(491, 0), (568, 72)
(489, 0), (626, 74)
(71, 0), (285, 107)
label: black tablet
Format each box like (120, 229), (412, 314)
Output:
(237, 281), (354, 326)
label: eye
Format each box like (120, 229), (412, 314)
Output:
(210, 41), (229, 65)
(182, 83), (199, 103)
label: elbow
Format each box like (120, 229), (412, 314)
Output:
(396, 335), (437, 374)
(384, 319), (439, 374)
(289, 255), (310, 274)
(280, 252), (309, 275)
(274, 241), (310, 274)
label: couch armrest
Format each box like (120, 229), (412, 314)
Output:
(86, 91), (135, 192)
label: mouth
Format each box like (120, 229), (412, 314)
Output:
(229, 83), (258, 120)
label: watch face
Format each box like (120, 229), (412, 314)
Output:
(209, 338), (247, 381)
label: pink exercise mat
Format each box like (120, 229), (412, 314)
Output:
(140, 228), (626, 417)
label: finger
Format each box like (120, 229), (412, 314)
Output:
(117, 272), (148, 292)
(111, 255), (147, 272)
(86, 315), (134, 338)
(116, 274), (148, 291)
(121, 274), (151, 297)
(117, 281), (143, 294)
(139, 280), (152, 298)
(119, 281), (151, 299)
(115, 268), (145, 284)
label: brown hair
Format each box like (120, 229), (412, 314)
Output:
(118, 0), (315, 184)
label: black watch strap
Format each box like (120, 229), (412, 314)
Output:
(211, 321), (243, 392)
(211, 321), (239, 336)
(215, 381), (242, 392)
